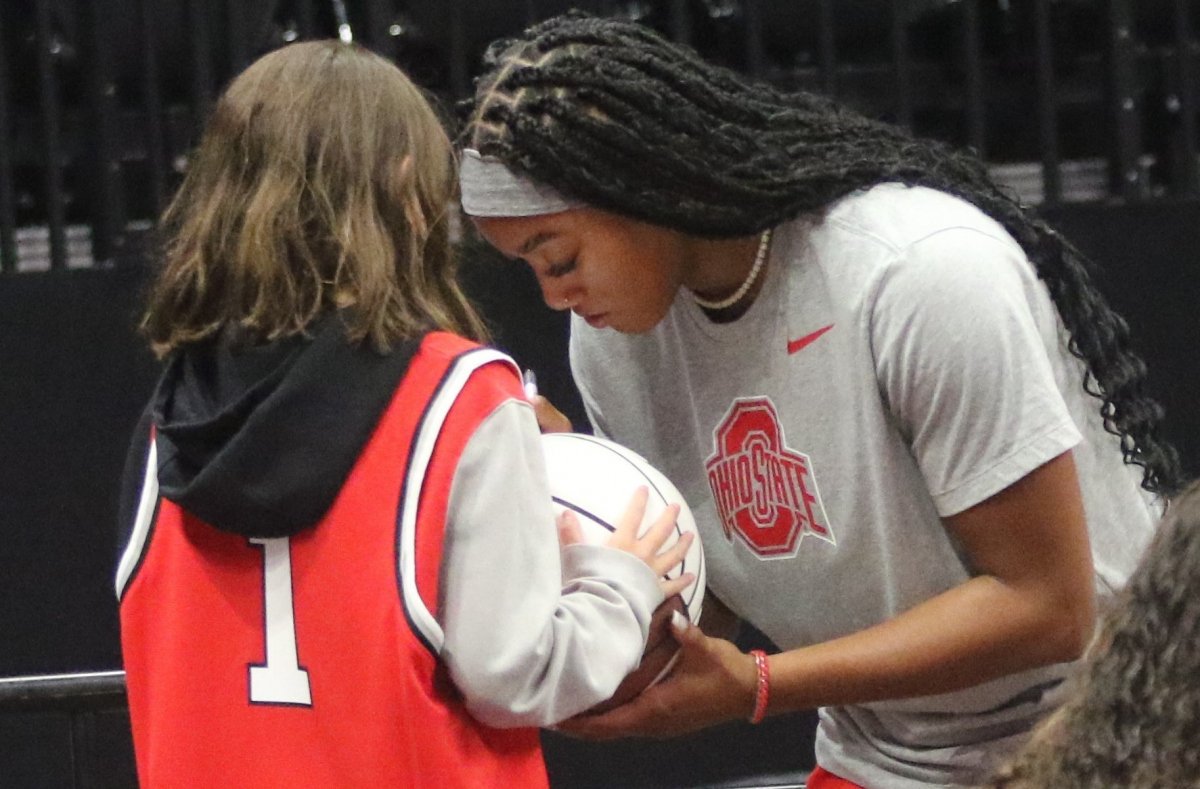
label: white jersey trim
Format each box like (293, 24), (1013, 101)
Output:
(115, 439), (159, 600)
(398, 348), (518, 654)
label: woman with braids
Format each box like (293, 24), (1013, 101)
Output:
(457, 12), (1184, 789)
(985, 477), (1200, 789)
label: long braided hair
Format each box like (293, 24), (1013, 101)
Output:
(986, 477), (1200, 789)
(462, 11), (1182, 497)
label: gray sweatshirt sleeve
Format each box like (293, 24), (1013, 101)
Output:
(437, 398), (665, 728)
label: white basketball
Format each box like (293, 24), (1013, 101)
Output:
(541, 433), (705, 623)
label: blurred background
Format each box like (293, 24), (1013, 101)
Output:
(1, 1), (1197, 787)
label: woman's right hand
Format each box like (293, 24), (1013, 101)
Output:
(558, 486), (695, 597)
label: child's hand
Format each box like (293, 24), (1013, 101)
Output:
(559, 486), (694, 596)
(557, 507), (585, 548)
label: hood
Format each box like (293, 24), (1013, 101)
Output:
(152, 316), (423, 538)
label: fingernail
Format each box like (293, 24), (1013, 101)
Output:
(671, 610), (688, 631)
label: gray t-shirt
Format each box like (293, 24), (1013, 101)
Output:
(569, 184), (1161, 788)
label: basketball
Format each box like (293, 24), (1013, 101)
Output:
(541, 433), (706, 713)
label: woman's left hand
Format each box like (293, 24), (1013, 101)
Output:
(530, 394), (573, 433)
(555, 614), (760, 740)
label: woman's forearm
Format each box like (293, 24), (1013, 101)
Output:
(765, 572), (1091, 713)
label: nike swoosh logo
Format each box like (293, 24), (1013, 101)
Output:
(787, 324), (834, 354)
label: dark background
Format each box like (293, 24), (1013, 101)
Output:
(3, 0), (1199, 787)
(2, 200), (1197, 788)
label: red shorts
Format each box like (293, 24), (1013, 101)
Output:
(807, 766), (867, 789)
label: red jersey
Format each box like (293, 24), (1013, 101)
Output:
(116, 331), (548, 789)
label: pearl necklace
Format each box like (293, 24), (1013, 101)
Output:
(692, 229), (773, 312)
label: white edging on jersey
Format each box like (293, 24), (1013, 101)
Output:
(398, 348), (518, 654)
(115, 440), (159, 600)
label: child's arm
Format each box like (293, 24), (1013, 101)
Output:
(436, 397), (674, 727)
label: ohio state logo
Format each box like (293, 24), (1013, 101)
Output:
(705, 397), (834, 558)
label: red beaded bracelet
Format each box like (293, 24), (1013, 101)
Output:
(748, 649), (770, 724)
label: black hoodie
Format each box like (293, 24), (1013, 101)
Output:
(117, 317), (425, 548)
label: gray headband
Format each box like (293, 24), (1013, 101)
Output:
(459, 148), (584, 217)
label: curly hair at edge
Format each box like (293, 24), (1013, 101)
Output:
(985, 477), (1200, 789)
(460, 12), (1182, 497)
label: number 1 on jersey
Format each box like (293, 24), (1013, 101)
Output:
(248, 537), (313, 706)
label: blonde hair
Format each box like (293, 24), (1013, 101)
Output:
(143, 40), (487, 357)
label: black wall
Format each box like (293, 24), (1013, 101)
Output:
(1, 199), (1198, 787)
(1, 264), (158, 677)
(1046, 201), (1200, 477)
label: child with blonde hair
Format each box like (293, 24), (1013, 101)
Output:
(115, 40), (690, 789)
